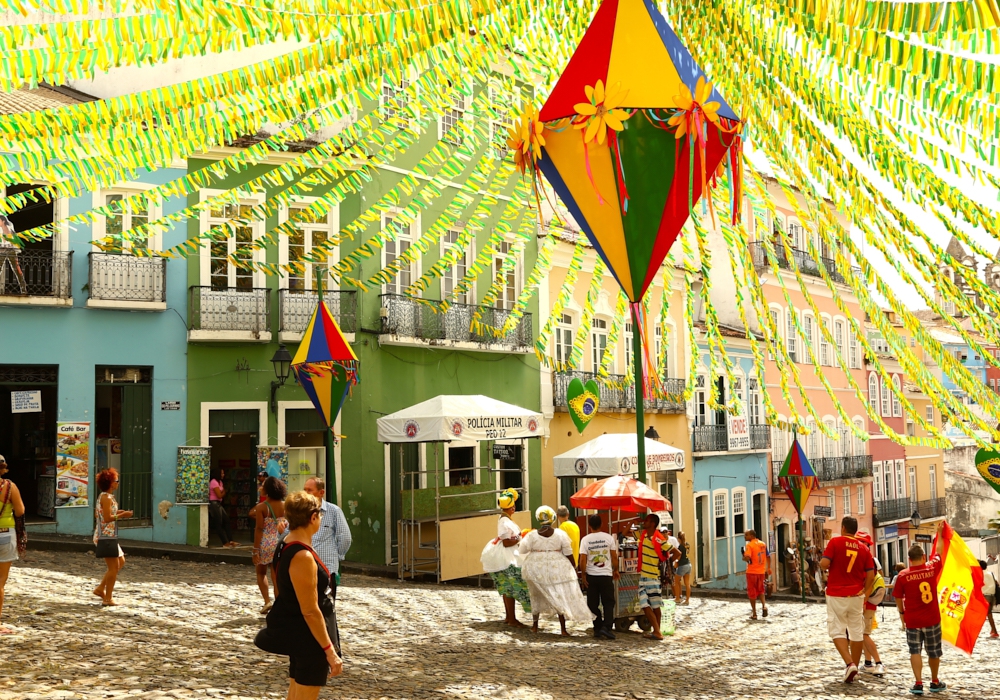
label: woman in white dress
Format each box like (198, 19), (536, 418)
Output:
(519, 505), (593, 635)
(487, 489), (530, 627)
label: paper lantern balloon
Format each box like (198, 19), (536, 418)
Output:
(975, 447), (1000, 496)
(567, 377), (600, 433)
(291, 299), (359, 428)
(777, 439), (820, 517)
(535, 0), (743, 303)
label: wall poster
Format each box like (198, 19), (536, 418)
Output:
(56, 421), (90, 507)
(176, 446), (211, 504)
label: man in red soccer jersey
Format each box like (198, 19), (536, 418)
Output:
(893, 522), (947, 696)
(819, 516), (875, 684)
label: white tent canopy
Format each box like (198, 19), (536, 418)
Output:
(377, 395), (543, 443)
(553, 433), (685, 478)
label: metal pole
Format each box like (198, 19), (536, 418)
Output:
(316, 269), (337, 503)
(631, 302), (647, 484)
(798, 514), (807, 604)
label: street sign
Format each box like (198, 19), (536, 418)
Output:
(492, 443), (521, 462)
(915, 534), (933, 543)
(11, 390), (42, 414)
(814, 505), (832, 517)
(160, 401), (181, 411)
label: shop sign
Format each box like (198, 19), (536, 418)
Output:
(10, 390), (41, 414)
(55, 422), (90, 508)
(492, 443), (521, 462)
(915, 534), (933, 543)
(814, 505), (832, 517)
(876, 525), (898, 540)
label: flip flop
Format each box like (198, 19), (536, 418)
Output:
(750, 614), (758, 620)
(762, 608), (769, 618)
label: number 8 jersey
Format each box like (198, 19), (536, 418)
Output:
(822, 535), (875, 597)
(892, 555), (943, 629)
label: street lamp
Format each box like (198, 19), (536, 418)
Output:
(644, 426), (660, 440)
(270, 343), (292, 415)
(910, 508), (922, 530)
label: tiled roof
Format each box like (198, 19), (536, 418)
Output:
(0, 84), (96, 115)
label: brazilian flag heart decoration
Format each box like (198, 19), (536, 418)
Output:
(975, 447), (1000, 496)
(567, 377), (600, 434)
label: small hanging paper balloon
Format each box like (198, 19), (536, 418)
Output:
(975, 447), (1000, 496)
(567, 377), (600, 434)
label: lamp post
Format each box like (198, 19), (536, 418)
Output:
(270, 343), (292, 415)
(910, 508), (922, 530)
(644, 426), (660, 440)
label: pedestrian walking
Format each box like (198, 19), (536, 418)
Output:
(303, 478), (352, 600)
(556, 505), (580, 566)
(861, 559), (886, 677)
(256, 491), (343, 698)
(893, 525), (947, 695)
(637, 513), (678, 640)
(252, 476), (287, 614)
(519, 505), (592, 636)
(579, 514), (619, 640)
(673, 532), (692, 605)
(742, 529), (770, 619)
(208, 468), (239, 548)
(817, 516), (875, 683)
(484, 489), (530, 627)
(0, 455), (26, 634)
(93, 468), (132, 606)
(979, 560), (998, 638)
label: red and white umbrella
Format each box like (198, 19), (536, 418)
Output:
(569, 475), (670, 513)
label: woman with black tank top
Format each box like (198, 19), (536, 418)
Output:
(264, 491), (342, 697)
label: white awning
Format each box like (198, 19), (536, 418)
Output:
(376, 395), (543, 443)
(553, 433), (685, 478)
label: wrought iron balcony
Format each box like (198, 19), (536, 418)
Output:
(189, 286), (271, 336)
(693, 422), (770, 453)
(748, 241), (855, 285)
(379, 293), (532, 351)
(279, 289), (357, 335)
(915, 497), (947, 520)
(874, 497), (914, 525)
(0, 249), (72, 298)
(770, 455), (873, 492)
(553, 371), (685, 413)
(88, 253), (166, 304)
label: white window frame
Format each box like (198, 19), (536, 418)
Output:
(198, 188), (266, 288)
(908, 465), (917, 501)
(857, 484), (865, 514)
(823, 419), (837, 458)
(380, 209), (421, 296)
(590, 316), (610, 373)
(554, 312), (575, 366)
(925, 405), (934, 424)
(732, 488), (747, 536)
(488, 81), (516, 160)
(277, 197), (339, 292)
(881, 376), (891, 417)
(895, 459), (906, 499)
(828, 489), (836, 519)
(929, 465), (937, 500)
(802, 312), (815, 358)
(806, 420), (819, 459)
(820, 316), (832, 366)
(92, 184), (162, 252)
(444, 441), (481, 487)
(868, 373), (880, 414)
(381, 75), (417, 126)
(842, 487), (851, 516)
(713, 490), (728, 540)
(892, 375), (903, 417)
(441, 226), (474, 304)
(873, 461), (883, 501)
(625, 321), (634, 375)
(695, 374), (708, 427)
(438, 78), (473, 145)
(768, 305), (783, 361)
(849, 328), (860, 369)
(748, 376), (762, 426)
(834, 318), (845, 361)
(786, 308), (798, 362)
(492, 239), (522, 311)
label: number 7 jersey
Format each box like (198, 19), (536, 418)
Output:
(822, 535), (875, 597)
(892, 556), (944, 629)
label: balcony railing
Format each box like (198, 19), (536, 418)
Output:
(0, 249), (72, 298)
(189, 286), (270, 335)
(553, 371), (685, 413)
(748, 241), (859, 285)
(693, 422), (770, 453)
(916, 497), (947, 520)
(874, 497), (913, 525)
(88, 253), (166, 303)
(380, 293), (532, 351)
(771, 455), (873, 492)
(279, 289), (357, 335)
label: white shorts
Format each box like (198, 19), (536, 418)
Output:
(0, 534), (17, 563)
(826, 594), (865, 642)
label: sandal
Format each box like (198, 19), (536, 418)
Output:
(762, 608), (768, 618)
(750, 613), (758, 620)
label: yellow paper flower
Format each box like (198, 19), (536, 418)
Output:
(508, 102), (546, 175)
(669, 77), (722, 139)
(573, 79), (631, 145)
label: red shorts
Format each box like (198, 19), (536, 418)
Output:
(747, 573), (766, 599)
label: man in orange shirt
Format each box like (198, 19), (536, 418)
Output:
(742, 529), (770, 620)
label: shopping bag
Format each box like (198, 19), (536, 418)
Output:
(480, 537), (509, 573)
(660, 599), (676, 636)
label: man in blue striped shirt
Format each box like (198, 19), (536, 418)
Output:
(304, 478), (353, 599)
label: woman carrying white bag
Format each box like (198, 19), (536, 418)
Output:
(481, 489), (531, 627)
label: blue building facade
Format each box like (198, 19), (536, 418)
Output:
(0, 169), (189, 543)
(690, 344), (771, 590)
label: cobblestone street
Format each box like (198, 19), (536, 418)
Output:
(2, 551), (998, 700)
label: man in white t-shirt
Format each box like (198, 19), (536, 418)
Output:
(579, 514), (619, 640)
